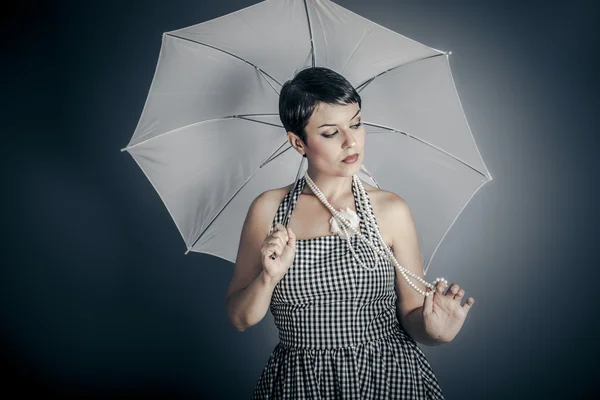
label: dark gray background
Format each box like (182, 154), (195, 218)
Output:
(2, 0), (598, 398)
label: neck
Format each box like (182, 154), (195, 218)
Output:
(305, 168), (355, 204)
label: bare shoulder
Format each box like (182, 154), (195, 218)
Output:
(360, 180), (409, 217)
(226, 183), (294, 300)
(359, 180), (414, 248)
(247, 183), (295, 226)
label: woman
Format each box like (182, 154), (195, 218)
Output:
(225, 67), (475, 399)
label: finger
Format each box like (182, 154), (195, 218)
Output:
(436, 281), (445, 294)
(423, 287), (434, 314)
(271, 244), (283, 257)
(267, 236), (286, 249)
(266, 250), (280, 261)
(445, 283), (460, 298)
(262, 247), (277, 261)
(272, 226), (288, 237)
(274, 223), (286, 233)
(276, 231), (290, 246)
(262, 243), (278, 260)
(261, 246), (273, 260)
(286, 227), (296, 248)
(454, 289), (465, 301)
(462, 297), (475, 312)
(263, 244), (282, 259)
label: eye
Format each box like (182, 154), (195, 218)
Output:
(322, 120), (362, 138)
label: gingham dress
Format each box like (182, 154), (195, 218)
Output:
(252, 176), (444, 399)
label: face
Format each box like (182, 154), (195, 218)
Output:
(288, 102), (365, 177)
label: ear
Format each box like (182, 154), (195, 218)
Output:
(287, 131), (306, 157)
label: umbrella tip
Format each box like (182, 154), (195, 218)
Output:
(446, 50), (452, 56)
(120, 147), (128, 152)
(185, 248), (191, 255)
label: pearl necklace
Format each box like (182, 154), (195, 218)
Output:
(304, 172), (447, 296)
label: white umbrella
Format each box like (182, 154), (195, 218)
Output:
(121, 0), (492, 274)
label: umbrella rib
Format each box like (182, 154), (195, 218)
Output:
(282, 156), (306, 227)
(359, 164), (381, 189)
(237, 113), (279, 117)
(121, 113), (280, 152)
(356, 52), (447, 93)
(185, 140), (289, 254)
(423, 176), (490, 274)
(260, 141), (289, 167)
(257, 69), (280, 96)
(363, 121), (488, 179)
(340, 27), (371, 74)
(166, 33), (283, 89)
(303, 0), (316, 67)
(237, 115), (283, 129)
(260, 144), (293, 168)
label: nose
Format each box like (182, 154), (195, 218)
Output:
(342, 128), (356, 149)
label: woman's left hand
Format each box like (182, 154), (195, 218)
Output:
(422, 282), (475, 343)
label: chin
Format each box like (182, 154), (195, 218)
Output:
(338, 162), (362, 177)
(311, 157), (363, 177)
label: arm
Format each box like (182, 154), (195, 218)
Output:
(225, 192), (279, 332)
(388, 194), (446, 346)
(226, 270), (278, 332)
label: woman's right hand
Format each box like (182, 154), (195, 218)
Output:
(261, 223), (296, 284)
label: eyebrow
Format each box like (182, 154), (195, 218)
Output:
(317, 109), (361, 128)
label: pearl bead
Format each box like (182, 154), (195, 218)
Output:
(304, 172), (446, 297)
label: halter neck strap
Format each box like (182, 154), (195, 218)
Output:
(270, 174), (379, 241)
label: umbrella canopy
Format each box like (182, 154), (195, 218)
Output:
(122, 0), (492, 274)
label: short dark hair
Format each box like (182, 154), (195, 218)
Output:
(279, 67), (362, 147)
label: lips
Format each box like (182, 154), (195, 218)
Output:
(342, 153), (359, 162)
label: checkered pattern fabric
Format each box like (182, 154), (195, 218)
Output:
(252, 176), (444, 399)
